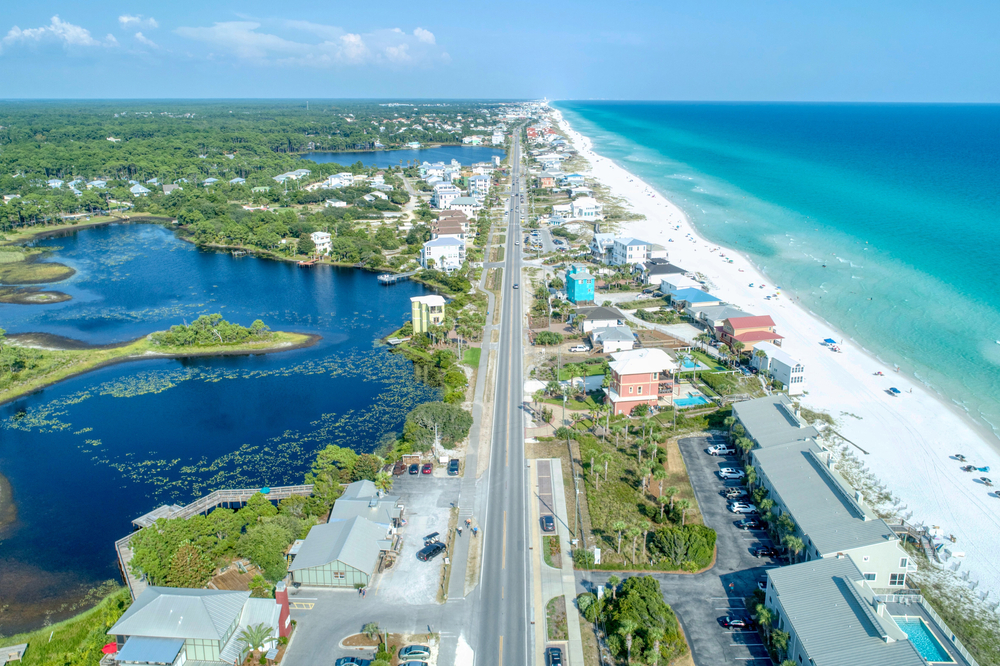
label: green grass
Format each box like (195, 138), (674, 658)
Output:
(463, 348), (482, 367)
(0, 587), (132, 666)
(546, 596), (568, 641)
(557, 365), (606, 380)
(0, 260), (75, 285)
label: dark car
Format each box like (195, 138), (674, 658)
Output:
(416, 542), (447, 561)
(448, 458), (460, 476)
(392, 461), (407, 476)
(408, 463), (420, 475)
(721, 615), (749, 629)
(752, 545), (780, 558)
(546, 646), (563, 666)
(541, 515), (556, 532)
(335, 658), (371, 666)
(421, 463), (433, 474)
(737, 518), (762, 530)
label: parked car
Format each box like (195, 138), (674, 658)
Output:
(707, 444), (735, 456)
(408, 463), (420, 475)
(728, 502), (758, 514)
(721, 615), (749, 629)
(546, 646), (563, 666)
(736, 517), (762, 530)
(448, 458), (460, 476)
(723, 487), (748, 500)
(392, 462), (407, 475)
(421, 463), (433, 474)
(541, 515), (556, 532)
(758, 580), (768, 592)
(398, 645), (432, 661)
(568, 345), (590, 353)
(416, 543), (446, 562)
(751, 545), (780, 558)
(335, 658), (371, 666)
(718, 468), (745, 480)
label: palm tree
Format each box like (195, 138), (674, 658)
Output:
(783, 535), (804, 564)
(598, 452), (612, 482)
(676, 499), (691, 525)
(648, 630), (663, 666)
(663, 486), (679, 514)
(236, 623), (274, 662)
(618, 619), (638, 664)
(755, 604), (774, 642)
(627, 525), (642, 564)
(744, 465), (757, 488)
(533, 389), (545, 416)
(612, 520), (627, 554)
(639, 461), (654, 493)
(652, 468), (668, 499)
(607, 574), (620, 598)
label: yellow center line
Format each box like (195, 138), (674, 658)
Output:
(499, 635), (504, 664)
(502, 510), (508, 570)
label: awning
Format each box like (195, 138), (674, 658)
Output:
(116, 637), (185, 664)
(823, 338), (837, 344)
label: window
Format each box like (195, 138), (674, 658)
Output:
(637, 386), (642, 394)
(900, 557), (909, 568)
(890, 573), (906, 586)
(333, 571), (345, 580)
(863, 572), (877, 581)
(629, 386), (633, 394)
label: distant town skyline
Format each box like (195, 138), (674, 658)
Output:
(0, 1), (997, 101)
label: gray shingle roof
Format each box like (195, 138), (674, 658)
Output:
(288, 516), (390, 575)
(733, 394), (819, 448)
(752, 440), (898, 555)
(593, 326), (634, 343)
(575, 306), (626, 322)
(767, 558), (926, 666)
(109, 587), (249, 640)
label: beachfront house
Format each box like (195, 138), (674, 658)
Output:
(687, 304), (753, 333)
(604, 348), (678, 415)
(573, 305), (628, 334)
(660, 275), (702, 293)
(592, 326), (636, 353)
(431, 183), (461, 209)
(310, 231), (332, 255)
(751, 438), (915, 587)
(411, 295), (447, 334)
(288, 516), (394, 588)
(764, 558), (925, 666)
(610, 238), (653, 266)
(719, 315), (783, 351)
(590, 233), (616, 264)
(731, 394), (820, 449)
(637, 258), (689, 283)
(750, 341), (806, 395)
(571, 196), (603, 220)
(563, 173), (585, 187)
(421, 237), (464, 272)
(668, 287), (722, 310)
(107, 586), (289, 665)
(566, 265), (596, 305)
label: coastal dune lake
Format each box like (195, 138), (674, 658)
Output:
(0, 223), (439, 633)
(305, 145), (505, 168)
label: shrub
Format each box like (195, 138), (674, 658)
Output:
(535, 331), (564, 346)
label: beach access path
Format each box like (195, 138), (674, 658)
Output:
(551, 106), (1000, 600)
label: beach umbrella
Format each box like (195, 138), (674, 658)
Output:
(823, 338), (837, 345)
(102, 643), (117, 654)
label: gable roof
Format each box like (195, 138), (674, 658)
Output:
(727, 315), (776, 329)
(609, 347), (677, 374)
(731, 330), (784, 343)
(616, 237), (651, 246)
(669, 287), (720, 303)
(424, 236), (463, 247)
(109, 587), (249, 640)
(593, 326), (635, 343)
(288, 516), (391, 575)
(575, 305), (626, 321)
(689, 304), (752, 321)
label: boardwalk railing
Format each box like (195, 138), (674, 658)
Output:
(377, 270), (419, 285)
(115, 484), (314, 599)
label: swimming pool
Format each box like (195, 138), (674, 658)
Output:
(675, 395), (710, 407)
(894, 617), (954, 663)
(679, 359), (699, 369)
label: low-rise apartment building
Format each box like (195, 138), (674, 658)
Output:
(732, 394), (820, 448)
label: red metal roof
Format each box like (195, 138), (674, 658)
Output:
(726, 315), (776, 329)
(732, 330), (784, 342)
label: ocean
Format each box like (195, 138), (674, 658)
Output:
(554, 102), (1000, 440)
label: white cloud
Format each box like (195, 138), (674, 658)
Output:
(175, 20), (443, 68)
(1, 15), (118, 52)
(134, 32), (158, 48)
(413, 27), (435, 45)
(119, 15), (159, 29)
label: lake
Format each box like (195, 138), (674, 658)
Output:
(0, 223), (439, 633)
(304, 145), (505, 168)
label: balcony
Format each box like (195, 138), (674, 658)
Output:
(658, 382), (674, 395)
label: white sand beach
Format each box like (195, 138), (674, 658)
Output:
(550, 106), (1000, 598)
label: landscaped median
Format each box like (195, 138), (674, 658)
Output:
(0, 314), (318, 406)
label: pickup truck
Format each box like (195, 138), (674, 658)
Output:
(568, 345), (590, 353)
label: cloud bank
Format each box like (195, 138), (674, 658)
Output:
(1, 15), (118, 52)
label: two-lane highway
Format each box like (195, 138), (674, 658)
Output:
(474, 133), (531, 665)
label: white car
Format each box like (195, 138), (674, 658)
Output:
(707, 445), (735, 456)
(568, 345), (590, 353)
(718, 468), (745, 480)
(729, 502), (758, 514)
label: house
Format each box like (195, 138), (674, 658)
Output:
(565, 265), (596, 305)
(310, 231), (332, 255)
(731, 394), (819, 449)
(2, 194), (20, 203)
(411, 295), (447, 334)
(719, 315), (783, 350)
(751, 341), (805, 395)
(431, 183), (461, 209)
(764, 558), (925, 666)
(448, 197), (481, 217)
(563, 173), (585, 187)
(668, 287), (722, 309)
(288, 516), (393, 588)
(569, 186), (593, 198)
(421, 237), (464, 272)
(327, 480), (405, 528)
(752, 438), (914, 588)
(573, 305), (628, 334)
(571, 196), (603, 220)
(202, 177), (219, 186)
(162, 184), (181, 195)
(604, 348), (678, 415)
(47, 179), (64, 189)
(686, 304), (753, 332)
(436, 209), (469, 231)
(407, 141), (421, 149)
(251, 186), (270, 193)
(431, 220), (465, 242)
(324, 199), (347, 208)
(229, 177), (246, 185)
(659, 275), (701, 293)
(590, 233), (616, 264)
(592, 326), (635, 353)
(130, 184), (150, 196)
(107, 586), (289, 665)
(88, 180), (107, 189)
(462, 135), (483, 145)
(611, 238), (652, 266)
(492, 131), (505, 145)
(468, 175), (491, 196)
(538, 172), (557, 189)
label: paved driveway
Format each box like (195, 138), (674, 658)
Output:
(576, 434), (779, 665)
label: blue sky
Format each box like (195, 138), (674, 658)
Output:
(0, 1), (997, 101)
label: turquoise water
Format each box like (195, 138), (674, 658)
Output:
(894, 617), (954, 663)
(675, 395), (710, 408)
(555, 102), (1000, 442)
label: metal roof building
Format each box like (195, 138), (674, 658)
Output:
(288, 516), (393, 588)
(732, 394), (819, 448)
(327, 480), (404, 528)
(766, 557), (926, 666)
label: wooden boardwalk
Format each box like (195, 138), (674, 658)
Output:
(377, 270), (419, 285)
(116, 484), (314, 599)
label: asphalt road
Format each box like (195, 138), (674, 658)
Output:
(472, 133), (531, 666)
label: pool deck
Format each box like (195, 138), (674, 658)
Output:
(885, 601), (973, 666)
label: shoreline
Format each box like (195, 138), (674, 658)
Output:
(0, 331), (321, 408)
(0, 215), (176, 246)
(550, 103), (1000, 597)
